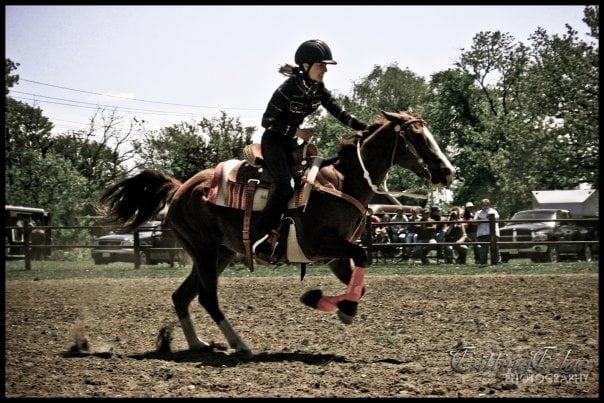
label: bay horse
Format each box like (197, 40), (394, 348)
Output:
(99, 110), (455, 357)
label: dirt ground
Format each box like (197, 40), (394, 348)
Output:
(4, 272), (599, 397)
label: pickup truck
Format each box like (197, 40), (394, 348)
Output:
(499, 209), (595, 263)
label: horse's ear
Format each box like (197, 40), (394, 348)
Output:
(381, 111), (399, 122)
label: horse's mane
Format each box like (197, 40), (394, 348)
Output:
(336, 119), (385, 157)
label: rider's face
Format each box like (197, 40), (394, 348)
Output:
(305, 62), (327, 82)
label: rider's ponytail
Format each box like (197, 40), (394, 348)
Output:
(279, 64), (304, 77)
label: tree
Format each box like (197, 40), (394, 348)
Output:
(51, 108), (136, 191)
(423, 69), (493, 207)
(5, 59), (133, 228)
(5, 59), (55, 185)
(132, 111), (254, 181)
(5, 58), (20, 94)
(431, 8), (599, 217)
(5, 151), (89, 226)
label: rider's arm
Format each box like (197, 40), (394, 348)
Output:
(320, 87), (368, 131)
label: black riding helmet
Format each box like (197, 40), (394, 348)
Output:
(295, 39), (337, 66)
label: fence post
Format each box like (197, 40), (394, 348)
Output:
(24, 224), (32, 271)
(488, 213), (497, 265)
(133, 230), (140, 269)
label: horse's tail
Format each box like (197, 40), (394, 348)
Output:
(99, 169), (182, 232)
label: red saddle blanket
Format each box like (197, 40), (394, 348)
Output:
(204, 159), (307, 211)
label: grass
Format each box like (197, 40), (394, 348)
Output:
(4, 256), (598, 281)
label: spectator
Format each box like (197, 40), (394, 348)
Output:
(402, 210), (421, 259)
(444, 209), (468, 264)
(475, 198), (501, 265)
(411, 208), (437, 264)
(372, 214), (390, 244)
(463, 201), (479, 264)
(390, 211), (409, 244)
(430, 205), (446, 260)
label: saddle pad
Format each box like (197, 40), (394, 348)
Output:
(208, 159), (306, 211)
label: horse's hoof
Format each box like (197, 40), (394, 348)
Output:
(234, 348), (253, 360)
(337, 310), (355, 325)
(300, 289), (323, 309)
(336, 300), (357, 325)
(189, 340), (212, 351)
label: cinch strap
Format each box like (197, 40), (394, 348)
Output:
(242, 179), (259, 272)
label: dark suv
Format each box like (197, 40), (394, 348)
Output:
(499, 209), (594, 263)
(91, 221), (179, 265)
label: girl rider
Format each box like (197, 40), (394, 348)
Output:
(253, 39), (368, 260)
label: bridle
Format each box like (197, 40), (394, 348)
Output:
(355, 118), (431, 199)
(392, 118), (431, 179)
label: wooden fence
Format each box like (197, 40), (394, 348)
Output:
(5, 215), (599, 270)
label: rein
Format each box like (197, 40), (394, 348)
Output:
(356, 118), (429, 199)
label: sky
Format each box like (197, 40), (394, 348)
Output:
(5, 5), (593, 143)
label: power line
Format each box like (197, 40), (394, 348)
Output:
(19, 78), (264, 111)
(12, 95), (262, 133)
(11, 91), (217, 118)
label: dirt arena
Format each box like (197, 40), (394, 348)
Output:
(4, 272), (599, 397)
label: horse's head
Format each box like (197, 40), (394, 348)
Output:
(380, 110), (455, 187)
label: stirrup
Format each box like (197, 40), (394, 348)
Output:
(267, 229), (280, 251)
(252, 234), (270, 254)
(252, 230), (280, 256)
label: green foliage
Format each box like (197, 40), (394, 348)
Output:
(132, 111), (254, 181)
(348, 63), (431, 115)
(425, 8), (598, 216)
(5, 58), (20, 94)
(5, 61), (131, 229)
(5, 151), (89, 227)
(51, 132), (130, 191)
(4, 69), (93, 229)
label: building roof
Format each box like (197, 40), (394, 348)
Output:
(532, 189), (597, 204)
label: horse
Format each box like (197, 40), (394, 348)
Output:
(99, 110), (455, 357)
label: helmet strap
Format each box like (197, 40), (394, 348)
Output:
(302, 62), (315, 81)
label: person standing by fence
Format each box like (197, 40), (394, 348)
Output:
(444, 209), (468, 264)
(463, 201), (479, 264)
(475, 198), (501, 265)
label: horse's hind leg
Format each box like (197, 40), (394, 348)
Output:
(195, 247), (252, 357)
(172, 269), (211, 350)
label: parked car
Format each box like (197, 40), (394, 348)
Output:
(499, 209), (595, 263)
(91, 221), (179, 265)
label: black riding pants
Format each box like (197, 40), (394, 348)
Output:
(257, 130), (296, 235)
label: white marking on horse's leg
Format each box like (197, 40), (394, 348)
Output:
(180, 317), (210, 350)
(218, 318), (252, 356)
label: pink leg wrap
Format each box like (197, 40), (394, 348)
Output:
(316, 266), (366, 312)
(346, 266), (365, 302)
(316, 295), (343, 312)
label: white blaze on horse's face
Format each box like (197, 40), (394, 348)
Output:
(421, 126), (456, 187)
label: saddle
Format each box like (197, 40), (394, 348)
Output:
(204, 140), (323, 272)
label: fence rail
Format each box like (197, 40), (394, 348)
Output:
(365, 215), (598, 265)
(5, 215), (600, 270)
(4, 225), (183, 270)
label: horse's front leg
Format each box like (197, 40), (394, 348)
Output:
(300, 239), (368, 324)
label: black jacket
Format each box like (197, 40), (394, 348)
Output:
(261, 75), (367, 137)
